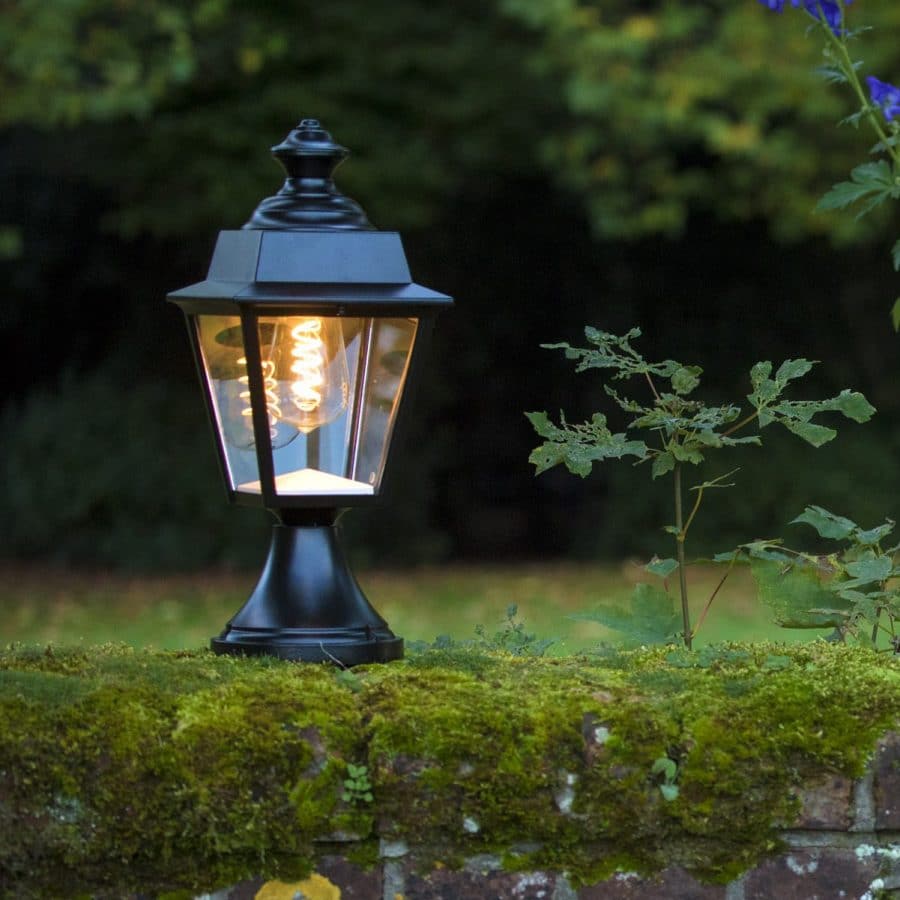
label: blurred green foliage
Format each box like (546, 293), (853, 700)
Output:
(0, 371), (270, 569)
(3, 0), (899, 241)
(0, 0), (553, 236)
(1, 0), (899, 570)
(500, 0), (900, 240)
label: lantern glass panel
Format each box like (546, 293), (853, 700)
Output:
(350, 317), (418, 492)
(196, 314), (418, 498)
(195, 314), (265, 491)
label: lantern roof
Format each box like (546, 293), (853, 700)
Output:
(167, 118), (452, 313)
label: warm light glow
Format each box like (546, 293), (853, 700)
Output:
(289, 319), (326, 413)
(277, 316), (350, 434)
(210, 319), (297, 452)
(239, 467), (375, 496)
(238, 357), (282, 440)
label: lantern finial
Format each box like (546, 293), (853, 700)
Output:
(244, 119), (374, 231)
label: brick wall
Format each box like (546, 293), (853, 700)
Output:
(192, 733), (900, 900)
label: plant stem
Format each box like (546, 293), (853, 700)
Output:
(818, 6), (900, 168)
(721, 410), (759, 439)
(674, 463), (691, 650)
(692, 550), (739, 642)
(682, 485), (705, 539)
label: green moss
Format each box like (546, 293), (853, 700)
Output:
(0, 642), (898, 896)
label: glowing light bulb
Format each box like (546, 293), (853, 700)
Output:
(214, 323), (297, 451)
(278, 316), (350, 433)
(237, 356), (283, 438)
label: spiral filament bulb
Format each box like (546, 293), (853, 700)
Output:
(277, 316), (350, 434)
(238, 356), (282, 441)
(290, 319), (325, 413)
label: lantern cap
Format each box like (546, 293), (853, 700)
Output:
(244, 119), (374, 231)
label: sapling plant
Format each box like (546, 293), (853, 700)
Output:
(725, 505), (900, 649)
(527, 327), (875, 649)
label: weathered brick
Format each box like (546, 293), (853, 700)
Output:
(317, 855), (383, 899)
(743, 849), (880, 899)
(792, 773), (854, 829)
(578, 867), (724, 899)
(874, 731), (900, 829)
(404, 861), (556, 899)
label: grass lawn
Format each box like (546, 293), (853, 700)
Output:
(0, 561), (814, 654)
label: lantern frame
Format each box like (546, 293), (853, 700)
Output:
(166, 119), (452, 664)
(170, 228), (449, 513)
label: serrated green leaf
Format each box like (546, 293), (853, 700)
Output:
(549, 327), (683, 380)
(748, 381), (779, 409)
(604, 385), (646, 414)
(791, 506), (857, 540)
(670, 442), (704, 464)
(855, 521), (895, 545)
(843, 555), (892, 584)
(571, 583), (680, 646)
(712, 550), (742, 563)
(775, 359), (814, 384)
(735, 540), (793, 563)
(833, 588), (873, 603)
(563, 453), (593, 478)
(525, 411), (554, 439)
(750, 558), (852, 629)
(838, 109), (869, 129)
(779, 418), (836, 447)
(527, 411), (648, 478)
(892, 239), (900, 273)
(834, 390), (876, 423)
(528, 442), (568, 476)
(815, 63), (848, 84)
(693, 431), (723, 448)
(651, 452), (675, 479)
(750, 361), (772, 388)
(671, 365), (702, 396)
(857, 190), (895, 219)
(816, 161), (896, 217)
(645, 557), (679, 578)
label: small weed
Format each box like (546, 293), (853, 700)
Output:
(342, 764), (373, 805)
(651, 756), (679, 802)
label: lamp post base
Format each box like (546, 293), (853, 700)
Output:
(211, 523), (403, 666)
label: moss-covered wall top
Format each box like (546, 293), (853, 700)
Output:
(1, 642), (899, 899)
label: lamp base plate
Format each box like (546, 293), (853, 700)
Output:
(211, 628), (403, 665)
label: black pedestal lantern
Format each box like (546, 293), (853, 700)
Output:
(168, 119), (452, 665)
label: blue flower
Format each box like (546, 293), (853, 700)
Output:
(757, 0), (852, 35)
(799, 0), (850, 35)
(866, 76), (900, 123)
